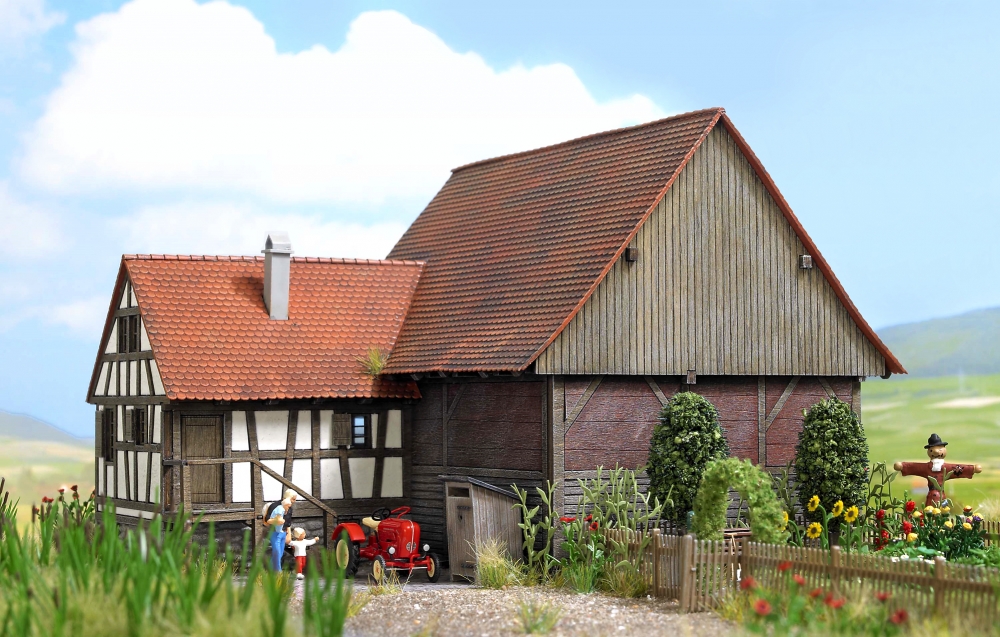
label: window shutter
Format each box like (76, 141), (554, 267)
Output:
(332, 413), (351, 447)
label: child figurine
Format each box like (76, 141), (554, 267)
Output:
(267, 498), (291, 572)
(288, 527), (320, 580)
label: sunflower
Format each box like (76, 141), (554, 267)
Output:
(806, 522), (823, 539)
(782, 510), (789, 529)
(944, 520), (954, 529)
(906, 532), (918, 542)
(843, 506), (859, 524)
(831, 501), (844, 518)
(807, 495), (820, 512)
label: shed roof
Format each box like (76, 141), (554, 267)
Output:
(88, 255), (424, 402)
(387, 108), (904, 374)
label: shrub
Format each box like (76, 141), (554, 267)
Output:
(690, 458), (788, 543)
(647, 392), (729, 524)
(794, 398), (869, 530)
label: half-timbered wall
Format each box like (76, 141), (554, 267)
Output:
(410, 378), (547, 557)
(92, 277), (168, 519)
(536, 124), (887, 377)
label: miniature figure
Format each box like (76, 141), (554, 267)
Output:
(267, 498), (291, 572)
(288, 527), (320, 580)
(894, 434), (982, 506)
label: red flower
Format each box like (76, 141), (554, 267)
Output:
(740, 576), (756, 591)
(905, 500), (916, 513)
(584, 514), (593, 522)
(809, 588), (823, 599)
(777, 561), (792, 572)
(589, 521), (599, 532)
(753, 599), (772, 616)
(41, 496), (53, 503)
(70, 485), (78, 492)
(875, 591), (891, 603)
(880, 529), (890, 540)
(793, 574), (806, 586)
(824, 595), (846, 609)
(890, 609), (909, 625)
(902, 521), (913, 535)
(559, 516), (576, 524)
(58, 487), (65, 494)
(875, 509), (886, 521)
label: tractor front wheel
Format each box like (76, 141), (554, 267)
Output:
(425, 553), (441, 583)
(335, 538), (360, 576)
(372, 555), (388, 583)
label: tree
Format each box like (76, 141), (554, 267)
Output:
(646, 392), (729, 524)
(794, 398), (869, 530)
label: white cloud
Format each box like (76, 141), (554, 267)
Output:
(112, 202), (407, 259)
(0, 0), (64, 51)
(21, 0), (665, 205)
(48, 296), (108, 335)
(0, 180), (65, 259)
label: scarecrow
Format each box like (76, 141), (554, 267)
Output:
(893, 433), (982, 506)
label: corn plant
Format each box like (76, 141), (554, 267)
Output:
(512, 481), (557, 580)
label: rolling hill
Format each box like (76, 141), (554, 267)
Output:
(878, 306), (1000, 377)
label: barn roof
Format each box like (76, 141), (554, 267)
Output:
(89, 255), (424, 402)
(386, 107), (904, 375)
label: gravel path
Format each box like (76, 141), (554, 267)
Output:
(341, 584), (734, 637)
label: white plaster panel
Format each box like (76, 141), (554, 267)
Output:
(95, 363), (109, 397)
(348, 458), (375, 498)
(385, 410), (402, 448)
(140, 321), (151, 351)
(232, 462), (252, 502)
(255, 411), (288, 450)
(152, 406), (162, 444)
(119, 286), (128, 309)
(150, 453), (161, 504)
(129, 361), (138, 396)
(108, 363), (118, 397)
(139, 362), (150, 396)
(261, 459), (285, 501)
(381, 457), (403, 498)
(291, 459), (312, 495)
(97, 458), (104, 496)
(130, 451), (138, 500)
(319, 458), (343, 500)
(117, 450), (126, 498)
(149, 360), (164, 395)
(137, 452), (149, 502)
(130, 287), (138, 307)
(105, 321), (118, 354)
(319, 410), (333, 449)
(371, 413), (379, 449)
(106, 465), (115, 498)
(117, 405), (124, 441)
(295, 411), (311, 450)
(231, 411), (249, 451)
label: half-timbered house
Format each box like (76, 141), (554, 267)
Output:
(87, 108), (904, 555)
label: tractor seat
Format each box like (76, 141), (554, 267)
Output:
(362, 517), (380, 531)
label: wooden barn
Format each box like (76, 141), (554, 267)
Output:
(86, 107), (904, 554)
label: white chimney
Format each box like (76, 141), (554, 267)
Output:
(262, 232), (292, 320)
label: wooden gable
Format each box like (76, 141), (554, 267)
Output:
(535, 123), (888, 377)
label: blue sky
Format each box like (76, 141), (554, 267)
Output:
(1, 0), (998, 436)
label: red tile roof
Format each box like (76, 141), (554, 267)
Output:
(91, 255), (424, 401)
(386, 107), (904, 375)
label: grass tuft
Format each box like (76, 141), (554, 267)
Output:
(513, 597), (561, 634)
(357, 346), (389, 378)
(599, 561), (648, 598)
(474, 538), (525, 589)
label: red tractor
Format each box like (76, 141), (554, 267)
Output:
(332, 506), (441, 582)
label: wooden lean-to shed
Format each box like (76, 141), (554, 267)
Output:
(441, 476), (521, 582)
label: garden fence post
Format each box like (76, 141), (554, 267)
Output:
(652, 528), (661, 597)
(934, 556), (946, 616)
(680, 534), (695, 612)
(737, 536), (748, 581)
(830, 545), (841, 597)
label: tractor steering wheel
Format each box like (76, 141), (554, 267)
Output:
(371, 507), (392, 521)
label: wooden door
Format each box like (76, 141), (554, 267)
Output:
(445, 483), (476, 581)
(182, 416), (223, 504)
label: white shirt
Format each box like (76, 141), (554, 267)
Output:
(289, 537), (318, 557)
(931, 459), (945, 472)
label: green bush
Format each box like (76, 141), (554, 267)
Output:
(794, 398), (869, 530)
(690, 458), (788, 543)
(646, 392), (729, 524)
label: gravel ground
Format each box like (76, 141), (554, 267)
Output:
(339, 582), (734, 637)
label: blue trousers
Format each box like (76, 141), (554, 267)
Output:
(270, 531), (286, 572)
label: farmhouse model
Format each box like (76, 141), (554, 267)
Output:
(86, 108), (904, 554)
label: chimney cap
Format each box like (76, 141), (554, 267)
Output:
(263, 231), (292, 254)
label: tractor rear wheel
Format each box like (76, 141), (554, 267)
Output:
(425, 553), (441, 583)
(372, 555), (388, 583)
(335, 538), (360, 576)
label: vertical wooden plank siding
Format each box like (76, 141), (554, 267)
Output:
(535, 125), (886, 377)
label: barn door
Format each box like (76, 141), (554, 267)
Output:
(182, 415), (224, 504)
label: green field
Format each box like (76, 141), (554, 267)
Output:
(862, 373), (1000, 513)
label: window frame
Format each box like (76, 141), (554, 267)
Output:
(132, 407), (148, 446)
(101, 408), (116, 462)
(351, 414), (371, 449)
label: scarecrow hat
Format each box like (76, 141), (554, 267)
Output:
(924, 433), (948, 449)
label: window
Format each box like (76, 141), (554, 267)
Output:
(351, 415), (370, 448)
(132, 408), (148, 445)
(117, 315), (141, 353)
(101, 409), (116, 462)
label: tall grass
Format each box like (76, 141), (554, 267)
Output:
(474, 538), (525, 589)
(0, 480), (356, 637)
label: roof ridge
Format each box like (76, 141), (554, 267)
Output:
(451, 107), (724, 173)
(123, 254), (424, 266)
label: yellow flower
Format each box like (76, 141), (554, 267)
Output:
(932, 507), (941, 516)
(944, 520), (954, 529)
(913, 511), (923, 519)
(782, 510), (789, 529)
(906, 533), (918, 542)
(924, 505), (934, 513)
(831, 501), (844, 518)
(942, 506), (951, 513)
(963, 522), (973, 531)
(806, 522), (823, 539)
(843, 506), (859, 524)
(807, 496), (820, 512)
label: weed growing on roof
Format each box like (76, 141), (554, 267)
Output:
(357, 346), (389, 378)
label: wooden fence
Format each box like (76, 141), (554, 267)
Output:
(604, 528), (1000, 626)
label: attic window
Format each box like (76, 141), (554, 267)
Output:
(799, 255), (813, 270)
(624, 247), (638, 263)
(117, 316), (141, 353)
